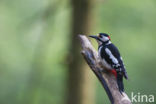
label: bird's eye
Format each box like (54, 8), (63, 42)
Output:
(99, 35), (102, 38)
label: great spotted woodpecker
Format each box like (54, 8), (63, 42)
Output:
(89, 33), (128, 93)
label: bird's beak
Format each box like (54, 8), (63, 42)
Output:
(89, 35), (99, 40)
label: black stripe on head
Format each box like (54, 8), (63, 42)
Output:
(99, 33), (109, 38)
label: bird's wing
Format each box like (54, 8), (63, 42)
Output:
(105, 47), (121, 69)
(105, 45), (128, 79)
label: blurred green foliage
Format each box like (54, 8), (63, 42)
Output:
(0, 0), (156, 104)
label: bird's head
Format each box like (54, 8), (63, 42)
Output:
(89, 33), (111, 45)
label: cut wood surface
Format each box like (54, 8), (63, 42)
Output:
(79, 35), (132, 104)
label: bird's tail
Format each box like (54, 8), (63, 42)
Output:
(117, 72), (124, 94)
(123, 71), (128, 80)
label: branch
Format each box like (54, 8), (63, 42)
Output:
(78, 35), (132, 104)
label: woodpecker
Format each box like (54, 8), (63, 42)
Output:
(89, 33), (128, 93)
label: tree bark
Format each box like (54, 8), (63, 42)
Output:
(79, 35), (132, 104)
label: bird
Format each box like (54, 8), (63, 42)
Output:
(89, 33), (128, 94)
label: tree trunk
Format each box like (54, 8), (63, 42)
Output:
(66, 0), (95, 104)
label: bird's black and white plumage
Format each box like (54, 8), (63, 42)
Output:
(89, 33), (128, 93)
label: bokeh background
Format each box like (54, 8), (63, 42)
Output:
(0, 0), (156, 104)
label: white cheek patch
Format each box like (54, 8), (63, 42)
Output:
(102, 37), (109, 42)
(105, 48), (118, 64)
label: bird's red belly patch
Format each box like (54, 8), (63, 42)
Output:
(110, 69), (117, 78)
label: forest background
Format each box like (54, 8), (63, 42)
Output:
(0, 0), (156, 104)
